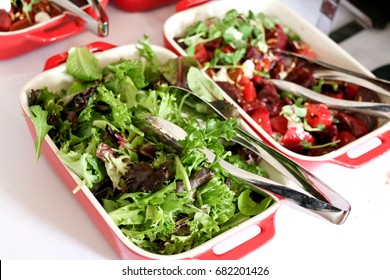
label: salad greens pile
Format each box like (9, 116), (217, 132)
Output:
(27, 37), (273, 255)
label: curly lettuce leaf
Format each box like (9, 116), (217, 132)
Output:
(57, 149), (105, 189)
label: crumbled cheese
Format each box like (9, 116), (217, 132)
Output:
(0, 1), (11, 12)
(256, 41), (268, 53)
(242, 59), (255, 79)
(212, 68), (229, 82)
(226, 26), (243, 41)
(34, 11), (51, 24)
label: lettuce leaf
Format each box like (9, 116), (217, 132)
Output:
(66, 46), (102, 81)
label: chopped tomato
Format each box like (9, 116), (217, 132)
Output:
(255, 58), (272, 73)
(243, 81), (256, 102)
(337, 131), (356, 147)
(250, 105), (272, 136)
(326, 92), (344, 99)
(194, 43), (209, 63)
(221, 45), (235, 53)
(305, 103), (333, 129)
(280, 127), (315, 152)
(270, 115), (288, 134)
(230, 69), (250, 86)
(345, 83), (360, 100)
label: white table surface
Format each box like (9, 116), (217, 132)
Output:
(1, 0), (390, 278)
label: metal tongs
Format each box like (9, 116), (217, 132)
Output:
(270, 79), (390, 119)
(164, 83), (351, 225)
(271, 49), (390, 98)
(51, 0), (109, 37)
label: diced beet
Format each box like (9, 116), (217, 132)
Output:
(216, 81), (243, 103)
(257, 83), (283, 117)
(337, 112), (369, 138)
(285, 66), (316, 88)
(265, 24), (288, 50)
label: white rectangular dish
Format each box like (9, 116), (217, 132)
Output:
(20, 42), (282, 260)
(163, 0), (390, 169)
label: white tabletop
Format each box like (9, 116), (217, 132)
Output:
(1, 0), (390, 278)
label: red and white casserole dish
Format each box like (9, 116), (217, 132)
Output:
(20, 42), (282, 260)
(163, 0), (390, 169)
(0, 0), (109, 60)
(111, 0), (178, 11)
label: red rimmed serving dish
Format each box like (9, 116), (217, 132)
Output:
(20, 41), (282, 260)
(163, 0), (390, 169)
(0, 0), (109, 60)
(111, 0), (178, 11)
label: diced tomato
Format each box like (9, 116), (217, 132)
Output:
(305, 103), (333, 129)
(194, 43), (209, 63)
(0, 10), (12, 32)
(221, 45), (235, 53)
(255, 58), (272, 73)
(243, 81), (257, 103)
(337, 131), (356, 147)
(292, 42), (316, 58)
(326, 92), (344, 99)
(270, 115), (288, 134)
(230, 69), (250, 86)
(280, 127), (315, 152)
(345, 83), (360, 100)
(250, 105), (272, 136)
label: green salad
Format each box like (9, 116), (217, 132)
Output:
(27, 37), (273, 255)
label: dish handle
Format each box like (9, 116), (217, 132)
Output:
(331, 130), (390, 168)
(176, 0), (210, 11)
(26, 14), (84, 44)
(194, 213), (277, 260)
(43, 41), (117, 71)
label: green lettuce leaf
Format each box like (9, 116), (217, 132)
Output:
(66, 46), (102, 81)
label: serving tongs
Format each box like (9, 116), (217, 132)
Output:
(164, 81), (351, 225)
(271, 49), (390, 98)
(270, 79), (390, 119)
(51, 0), (109, 37)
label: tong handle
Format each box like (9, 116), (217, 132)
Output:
(51, 0), (109, 37)
(270, 79), (390, 119)
(203, 147), (350, 224)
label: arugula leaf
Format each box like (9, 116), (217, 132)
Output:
(66, 47), (102, 81)
(28, 105), (53, 161)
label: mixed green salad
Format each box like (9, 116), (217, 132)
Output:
(27, 38), (274, 255)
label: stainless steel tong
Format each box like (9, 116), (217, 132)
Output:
(270, 79), (390, 119)
(146, 115), (347, 223)
(51, 0), (109, 37)
(166, 84), (351, 225)
(271, 49), (390, 98)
